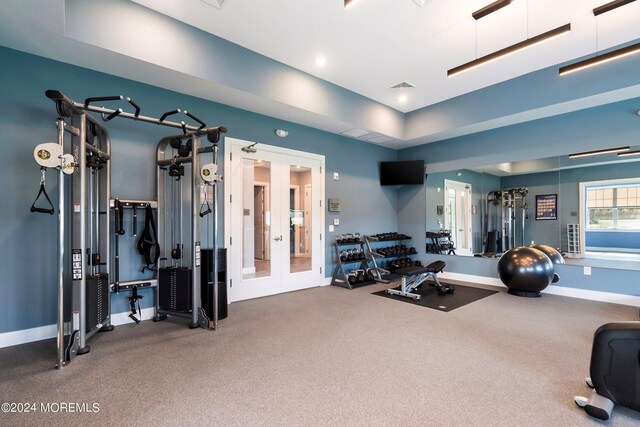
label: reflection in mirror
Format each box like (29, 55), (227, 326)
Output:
(427, 148), (640, 270)
(559, 152), (640, 271)
(425, 170), (485, 256)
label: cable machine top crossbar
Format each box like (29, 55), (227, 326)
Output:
(46, 90), (228, 136)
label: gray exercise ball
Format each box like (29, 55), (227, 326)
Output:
(497, 246), (555, 298)
(528, 244), (565, 265)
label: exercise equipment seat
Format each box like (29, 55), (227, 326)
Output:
(387, 260), (452, 300)
(574, 322), (640, 420)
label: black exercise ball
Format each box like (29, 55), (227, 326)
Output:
(497, 246), (555, 297)
(528, 244), (565, 265)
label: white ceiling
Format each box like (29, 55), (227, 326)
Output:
(133, 0), (640, 113)
(0, 0), (639, 149)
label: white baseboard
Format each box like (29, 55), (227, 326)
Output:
(440, 271), (640, 307)
(0, 324), (58, 349)
(110, 307), (156, 326)
(321, 277), (332, 286)
(0, 307), (157, 349)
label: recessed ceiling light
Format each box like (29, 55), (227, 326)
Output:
(398, 95), (408, 103)
(315, 56), (327, 66)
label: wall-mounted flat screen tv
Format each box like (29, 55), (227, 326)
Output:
(380, 160), (425, 186)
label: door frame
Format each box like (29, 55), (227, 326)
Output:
(224, 137), (326, 299)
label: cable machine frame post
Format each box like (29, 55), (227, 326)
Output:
(56, 118), (66, 369)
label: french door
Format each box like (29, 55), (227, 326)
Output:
(444, 179), (473, 256)
(225, 138), (325, 302)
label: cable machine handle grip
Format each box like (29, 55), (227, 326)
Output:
(84, 95), (123, 107)
(184, 110), (206, 130)
(132, 205), (138, 236)
(114, 199), (125, 235)
(30, 206), (55, 215)
(105, 108), (123, 121)
(126, 97), (141, 118)
(159, 109), (181, 122)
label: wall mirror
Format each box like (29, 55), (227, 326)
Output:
(426, 148), (640, 271)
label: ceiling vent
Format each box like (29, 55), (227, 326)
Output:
(201, 0), (225, 9)
(341, 128), (371, 138)
(413, 0), (427, 6)
(390, 82), (415, 89)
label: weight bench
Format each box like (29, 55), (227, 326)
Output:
(385, 260), (454, 301)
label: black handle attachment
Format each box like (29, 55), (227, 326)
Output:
(126, 97), (141, 118)
(184, 110), (206, 130)
(160, 109), (181, 122)
(84, 95), (123, 108)
(30, 168), (55, 215)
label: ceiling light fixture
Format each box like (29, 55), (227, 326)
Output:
(618, 150), (640, 157)
(315, 56), (327, 66)
(568, 146), (630, 158)
(275, 129), (289, 138)
(593, 0), (637, 16)
(559, 41), (640, 76)
(398, 95), (408, 103)
(344, 0), (358, 9)
(472, 0), (513, 20)
(448, 24), (571, 77)
(559, 0), (638, 76)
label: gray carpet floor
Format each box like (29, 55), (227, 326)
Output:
(1, 281), (639, 426)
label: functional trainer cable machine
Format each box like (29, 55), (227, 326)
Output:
(486, 188), (529, 252)
(34, 90), (226, 369)
(155, 126), (224, 329)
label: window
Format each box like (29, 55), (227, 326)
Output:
(586, 184), (640, 230)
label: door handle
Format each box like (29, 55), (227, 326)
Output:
(274, 236), (283, 241)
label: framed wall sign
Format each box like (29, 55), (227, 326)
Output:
(536, 194), (557, 220)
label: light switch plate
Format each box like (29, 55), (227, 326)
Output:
(333, 218), (340, 226)
(584, 266), (592, 276)
(333, 172), (339, 181)
(328, 225), (335, 232)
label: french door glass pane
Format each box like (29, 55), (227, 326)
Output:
(290, 165), (312, 273)
(243, 159), (271, 279)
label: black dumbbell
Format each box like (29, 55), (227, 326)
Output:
(366, 268), (375, 281)
(348, 271), (358, 285)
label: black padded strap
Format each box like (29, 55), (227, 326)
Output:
(137, 205), (160, 269)
(30, 176), (55, 215)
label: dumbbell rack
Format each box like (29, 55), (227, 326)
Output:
(425, 230), (456, 255)
(364, 234), (415, 284)
(330, 239), (375, 289)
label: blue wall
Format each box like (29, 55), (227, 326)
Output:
(586, 231), (640, 249)
(0, 47), (398, 333)
(397, 98), (640, 296)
